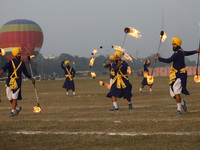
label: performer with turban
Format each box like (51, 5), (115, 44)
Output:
(154, 37), (200, 115)
(0, 47), (35, 117)
(138, 59), (153, 93)
(61, 59), (76, 96)
(104, 55), (115, 85)
(107, 51), (133, 111)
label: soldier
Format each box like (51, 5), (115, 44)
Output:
(61, 59), (76, 96)
(107, 51), (133, 111)
(138, 59), (153, 93)
(154, 37), (200, 115)
(0, 47), (35, 117)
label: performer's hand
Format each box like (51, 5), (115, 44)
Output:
(196, 49), (200, 53)
(0, 69), (4, 77)
(154, 55), (159, 60)
(31, 77), (35, 85)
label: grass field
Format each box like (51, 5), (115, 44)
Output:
(0, 75), (200, 150)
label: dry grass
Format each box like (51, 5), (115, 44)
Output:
(0, 76), (200, 150)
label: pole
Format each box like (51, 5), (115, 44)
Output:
(197, 22), (200, 75)
(121, 34), (127, 48)
(27, 56), (40, 107)
(151, 31), (164, 76)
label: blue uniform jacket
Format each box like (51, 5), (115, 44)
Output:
(104, 62), (115, 79)
(158, 49), (197, 95)
(61, 61), (75, 90)
(2, 59), (32, 99)
(107, 60), (132, 99)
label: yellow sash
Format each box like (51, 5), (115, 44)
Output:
(169, 62), (186, 84)
(143, 65), (149, 78)
(109, 63), (115, 76)
(112, 68), (128, 89)
(8, 60), (22, 90)
(65, 67), (72, 81)
(110, 68), (115, 76)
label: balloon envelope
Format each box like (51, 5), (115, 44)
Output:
(0, 19), (43, 61)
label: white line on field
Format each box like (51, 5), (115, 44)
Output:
(5, 131), (200, 136)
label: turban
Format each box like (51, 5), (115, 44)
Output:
(12, 47), (21, 56)
(65, 60), (70, 66)
(114, 51), (122, 59)
(145, 59), (150, 65)
(171, 37), (182, 46)
(109, 55), (115, 60)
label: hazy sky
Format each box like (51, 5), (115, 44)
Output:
(1, 0), (200, 61)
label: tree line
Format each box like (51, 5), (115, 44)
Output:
(0, 53), (196, 78)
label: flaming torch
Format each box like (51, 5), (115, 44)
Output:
(89, 57), (95, 68)
(161, 32), (167, 42)
(91, 72), (96, 79)
(0, 49), (5, 56)
(30, 55), (35, 60)
(123, 53), (133, 63)
(194, 74), (200, 83)
(147, 75), (154, 85)
(194, 22), (200, 83)
(194, 52), (200, 83)
(91, 49), (98, 55)
(33, 106), (41, 113)
(99, 81), (111, 89)
(127, 66), (131, 74)
(124, 27), (142, 39)
(112, 45), (125, 52)
(147, 30), (166, 85)
(0, 49), (5, 103)
(27, 56), (41, 113)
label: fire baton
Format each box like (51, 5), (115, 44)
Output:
(151, 30), (165, 76)
(27, 56), (41, 111)
(147, 31), (165, 85)
(194, 22), (200, 83)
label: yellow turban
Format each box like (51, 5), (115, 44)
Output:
(114, 51), (122, 59)
(109, 55), (115, 60)
(12, 47), (21, 56)
(171, 37), (182, 46)
(65, 60), (70, 66)
(145, 59), (150, 65)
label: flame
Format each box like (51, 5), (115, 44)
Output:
(0, 49), (5, 56)
(161, 32), (167, 42)
(112, 45), (125, 52)
(99, 81), (111, 89)
(147, 75), (154, 85)
(99, 81), (104, 85)
(123, 53), (133, 62)
(124, 27), (142, 39)
(33, 106), (41, 113)
(127, 66), (131, 74)
(89, 57), (95, 68)
(91, 72), (96, 79)
(30, 55), (35, 59)
(194, 75), (200, 83)
(91, 49), (98, 55)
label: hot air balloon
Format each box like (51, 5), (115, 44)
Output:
(0, 19), (43, 61)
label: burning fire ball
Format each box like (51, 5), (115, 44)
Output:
(33, 106), (41, 113)
(89, 57), (95, 68)
(91, 49), (98, 55)
(91, 72), (96, 79)
(0, 49), (5, 56)
(124, 27), (142, 39)
(124, 27), (131, 34)
(194, 75), (200, 83)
